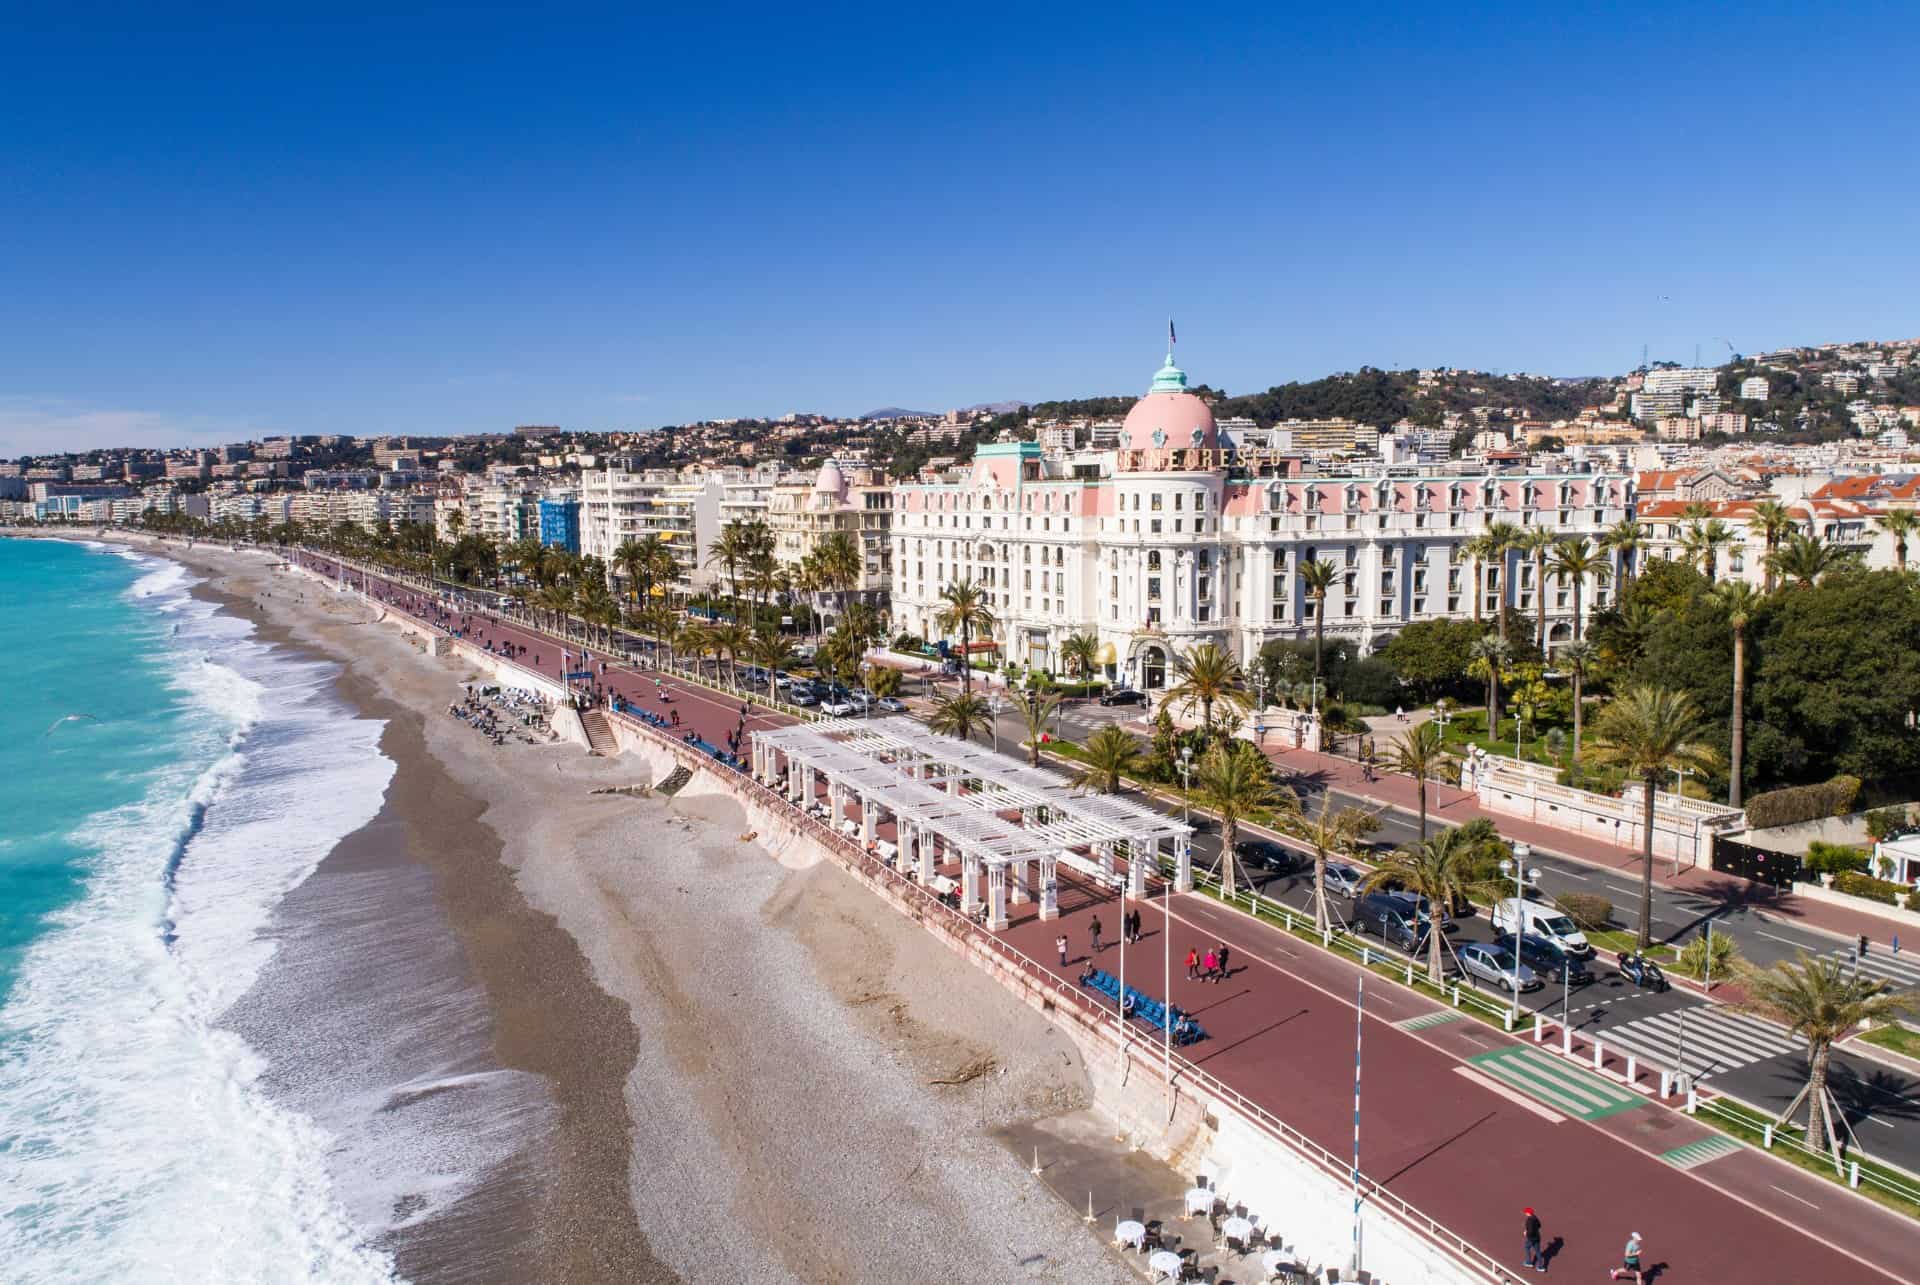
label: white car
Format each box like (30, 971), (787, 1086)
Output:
(1490, 897), (1593, 957)
(820, 699), (856, 717)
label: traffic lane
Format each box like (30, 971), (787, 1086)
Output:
(1713, 1045), (1920, 1172)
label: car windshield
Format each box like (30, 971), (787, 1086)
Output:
(1540, 915), (1578, 935)
(1478, 948), (1514, 968)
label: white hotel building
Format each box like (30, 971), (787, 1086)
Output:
(889, 352), (1633, 691)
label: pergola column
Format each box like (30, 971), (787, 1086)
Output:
(987, 864), (1009, 930)
(1038, 854), (1059, 921)
(1174, 833), (1194, 893)
(918, 826), (937, 882)
(860, 795), (877, 846)
(1009, 857), (1030, 905)
(1096, 839), (1115, 882)
(961, 853), (982, 916)
(1128, 837), (1150, 898)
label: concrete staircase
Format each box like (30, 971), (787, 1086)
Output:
(579, 709), (619, 756)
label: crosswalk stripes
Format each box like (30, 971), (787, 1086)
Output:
(1817, 946), (1920, 992)
(1395, 1008), (1466, 1033)
(1468, 1046), (1645, 1121)
(1591, 1005), (1800, 1081)
(1660, 1133), (1744, 1170)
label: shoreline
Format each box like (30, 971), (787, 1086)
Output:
(40, 531), (1133, 1285)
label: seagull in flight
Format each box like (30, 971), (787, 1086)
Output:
(43, 713), (101, 736)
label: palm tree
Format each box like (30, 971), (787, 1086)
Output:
(1521, 527), (1556, 651)
(1484, 521), (1524, 645)
(1739, 954), (1913, 1163)
(1386, 720), (1453, 839)
(934, 579), (996, 692)
(1548, 537), (1611, 642)
(1166, 642), (1251, 736)
(708, 622), (750, 686)
(1752, 500), (1799, 591)
(1601, 518), (1646, 590)
(1874, 508), (1920, 572)
(673, 621), (711, 680)
(1297, 796), (1378, 933)
(1008, 689), (1063, 765)
(1680, 518), (1735, 582)
(928, 691), (994, 743)
(1470, 633), (1512, 734)
(745, 628), (791, 702)
(1059, 630), (1102, 686)
(706, 520), (756, 606)
(811, 530), (863, 625)
(1299, 560), (1338, 691)
(1362, 829), (1490, 983)
(1462, 531), (1496, 626)
(1558, 639), (1596, 779)
(1767, 532), (1854, 588)
(1586, 686), (1721, 951)
(1711, 581), (1760, 809)
(1195, 741), (1299, 898)
(1073, 725), (1142, 794)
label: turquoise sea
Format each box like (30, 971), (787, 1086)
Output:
(0, 539), (403, 1281)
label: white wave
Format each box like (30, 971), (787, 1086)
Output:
(0, 556), (402, 1283)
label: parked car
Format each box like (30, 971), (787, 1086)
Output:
(1502, 933), (1592, 985)
(789, 688), (820, 707)
(1489, 898), (1593, 957)
(1316, 862), (1368, 899)
(875, 696), (907, 713)
(1236, 842), (1296, 875)
(846, 688), (876, 709)
(821, 699), (856, 716)
(1369, 886), (1454, 930)
(1458, 942), (1542, 992)
(1354, 892), (1428, 953)
(773, 672), (795, 690)
(1097, 687), (1147, 706)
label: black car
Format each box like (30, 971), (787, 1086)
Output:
(1354, 892), (1430, 953)
(1501, 933), (1592, 985)
(1097, 687), (1147, 706)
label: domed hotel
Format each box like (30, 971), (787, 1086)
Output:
(888, 345), (1633, 691)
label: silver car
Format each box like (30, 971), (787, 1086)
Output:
(1317, 862), (1367, 898)
(1458, 942), (1542, 992)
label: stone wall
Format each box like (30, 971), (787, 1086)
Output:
(1470, 753), (1743, 868)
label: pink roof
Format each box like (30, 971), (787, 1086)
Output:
(1121, 391), (1216, 451)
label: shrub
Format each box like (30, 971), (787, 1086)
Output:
(1675, 931), (1741, 983)
(1834, 871), (1904, 905)
(1865, 805), (1914, 843)
(1555, 892), (1613, 930)
(1744, 775), (1863, 830)
(890, 632), (925, 652)
(1803, 841), (1870, 875)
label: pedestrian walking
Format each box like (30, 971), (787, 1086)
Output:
(1203, 947), (1218, 981)
(1056, 934), (1069, 966)
(1608, 1231), (1643, 1282)
(1132, 909), (1143, 943)
(1185, 947), (1199, 981)
(1521, 1207), (1543, 1271)
(1216, 942), (1231, 981)
(1090, 916), (1104, 954)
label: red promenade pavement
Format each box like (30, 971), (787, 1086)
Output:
(295, 554), (1917, 1284)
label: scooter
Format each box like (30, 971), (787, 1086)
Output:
(1617, 951), (1668, 992)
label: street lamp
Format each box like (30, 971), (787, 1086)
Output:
(1499, 844), (1540, 1024)
(1434, 698), (1451, 733)
(1178, 746), (1193, 828)
(989, 691), (1004, 756)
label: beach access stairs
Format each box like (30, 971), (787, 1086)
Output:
(579, 708), (619, 756)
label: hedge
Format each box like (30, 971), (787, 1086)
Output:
(1834, 871), (1906, 905)
(1803, 841), (1870, 876)
(1554, 892), (1613, 931)
(1744, 775), (1862, 831)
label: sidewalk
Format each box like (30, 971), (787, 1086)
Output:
(1257, 739), (1915, 951)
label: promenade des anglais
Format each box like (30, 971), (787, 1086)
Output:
(4, 7), (1920, 1285)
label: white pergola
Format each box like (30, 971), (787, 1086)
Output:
(752, 717), (1194, 930)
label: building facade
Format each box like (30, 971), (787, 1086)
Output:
(766, 461), (894, 620)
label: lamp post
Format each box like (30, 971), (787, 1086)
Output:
(989, 691), (1004, 757)
(1178, 746), (1193, 829)
(1499, 844), (1540, 1024)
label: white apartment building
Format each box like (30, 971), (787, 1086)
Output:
(1739, 375), (1771, 401)
(1631, 367), (1719, 422)
(578, 464), (724, 591)
(890, 352), (1632, 689)
(765, 461), (894, 619)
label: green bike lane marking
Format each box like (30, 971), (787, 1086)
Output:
(1468, 1046), (1644, 1121)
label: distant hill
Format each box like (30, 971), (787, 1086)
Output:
(860, 407), (937, 420)
(862, 400), (1027, 420)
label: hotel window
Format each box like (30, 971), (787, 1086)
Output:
(1271, 602), (1287, 622)
(1272, 572), (1288, 596)
(1197, 602), (1211, 621)
(1147, 606), (1162, 625)
(1173, 493), (1184, 510)
(1111, 576), (1119, 598)
(1148, 577), (1162, 601)
(1344, 601), (1357, 618)
(1151, 493), (1163, 511)
(1148, 550), (1161, 570)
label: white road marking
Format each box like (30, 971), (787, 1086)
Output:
(1453, 1066), (1567, 1124)
(1549, 868), (1591, 881)
(1768, 1183), (1821, 1210)
(1756, 930), (1813, 947)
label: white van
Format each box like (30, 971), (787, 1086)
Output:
(1490, 898), (1593, 957)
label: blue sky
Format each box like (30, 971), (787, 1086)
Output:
(2, 2), (1915, 455)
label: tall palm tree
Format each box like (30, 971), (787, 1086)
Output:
(1362, 829), (1490, 983)
(745, 627), (791, 703)
(1296, 796), (1378, 933)
(811, 529), (863, 624)
(1166, 642), (1251, 735)
(934, 579), (996, 693)
(1073, 725), (1142, 794)
(1711, 581), (1760, 808)
(1586, 686), (1721, 950)
(1470, 633), (1512, 734)
(673, 621), (711, 680)
(1008, 689), (1063, 765)
(705, 520), (755, 606)
(1548, 537), (1611, 642)
(1680, 518), (1735, 583)
(1751, 500), (1799, 591)
(1484, 521), (1524, 645)
(1874, 508), (1920, 572)
(1462, 531), (1497, 626)
(928, 691), (993, 743)
(1767, 531), (1854, 588)
(1195, 741), (1299, 898)
(1386, 720), (1453, 839)
(1059, 630), (1102, 686)
(1739, 954), (1913, 1163)
(708, 622), (750, 686)
(1521, 527), (1556, 651)
(1299, 560), (1338, 692)
(1601, 518), (1646, 590)
(1558, 639), (1596, 778)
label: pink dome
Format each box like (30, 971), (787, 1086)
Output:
(1123, 390), (1216, 451)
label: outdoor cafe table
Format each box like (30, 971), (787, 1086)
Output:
(1114, 1219), (1146, 1251)
(1261, 1248), (1296, 1279)
(927, 874), (959, 897)
(1183, 1187), (1214, 1216)
(1148, 1249), (1184, 1279)
(1222, 1215), (1255, 1242)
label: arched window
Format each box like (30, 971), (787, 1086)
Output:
(1148, 550), (1162, 571)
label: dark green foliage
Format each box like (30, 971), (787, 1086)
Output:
(1803, 841), (1870, 875)
(1745, 775), (1864, 830)
(1834, 871), (1904, 904)
(1554, 892), (1613, 930)
(1379, 619), (1481, 696)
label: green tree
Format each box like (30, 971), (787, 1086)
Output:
(1166, 642), (1251, 736)
(1059, 630), (1102, 685)
(1295, 797), (1379, 933)
(1484, 521), (1524, 644)
(1521, 527), (1556, 651)
(864, 664), (903, 702)
(1766, 532), (1853, 589)
(1875, 508), (1920, 573)
(1548, 536), (1611, 643)
(1195, 741), (1299, 898)
(1008, 689), (1063, 766)
(746, 628), (792, 702)
(1468, 633), (1512, 732)
(1385, 720), (1453, 839)
(1300, 560), (1338, 690)
(1751, 500), (1799, 591)
(1601, 518), (1646, 589)
(1073, 725), (1143, 794)
(1379, 618), (1480, 697)
(1363, 828), (1491, 982)
(1558, 639), (1596, 777)
(1739, 954), (1913, 1162)
(1711, 581), (1760, 807)
(928, 691), (993, 742)
(1587, 686), (1721, 950)
(934, 578), (996, 693)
